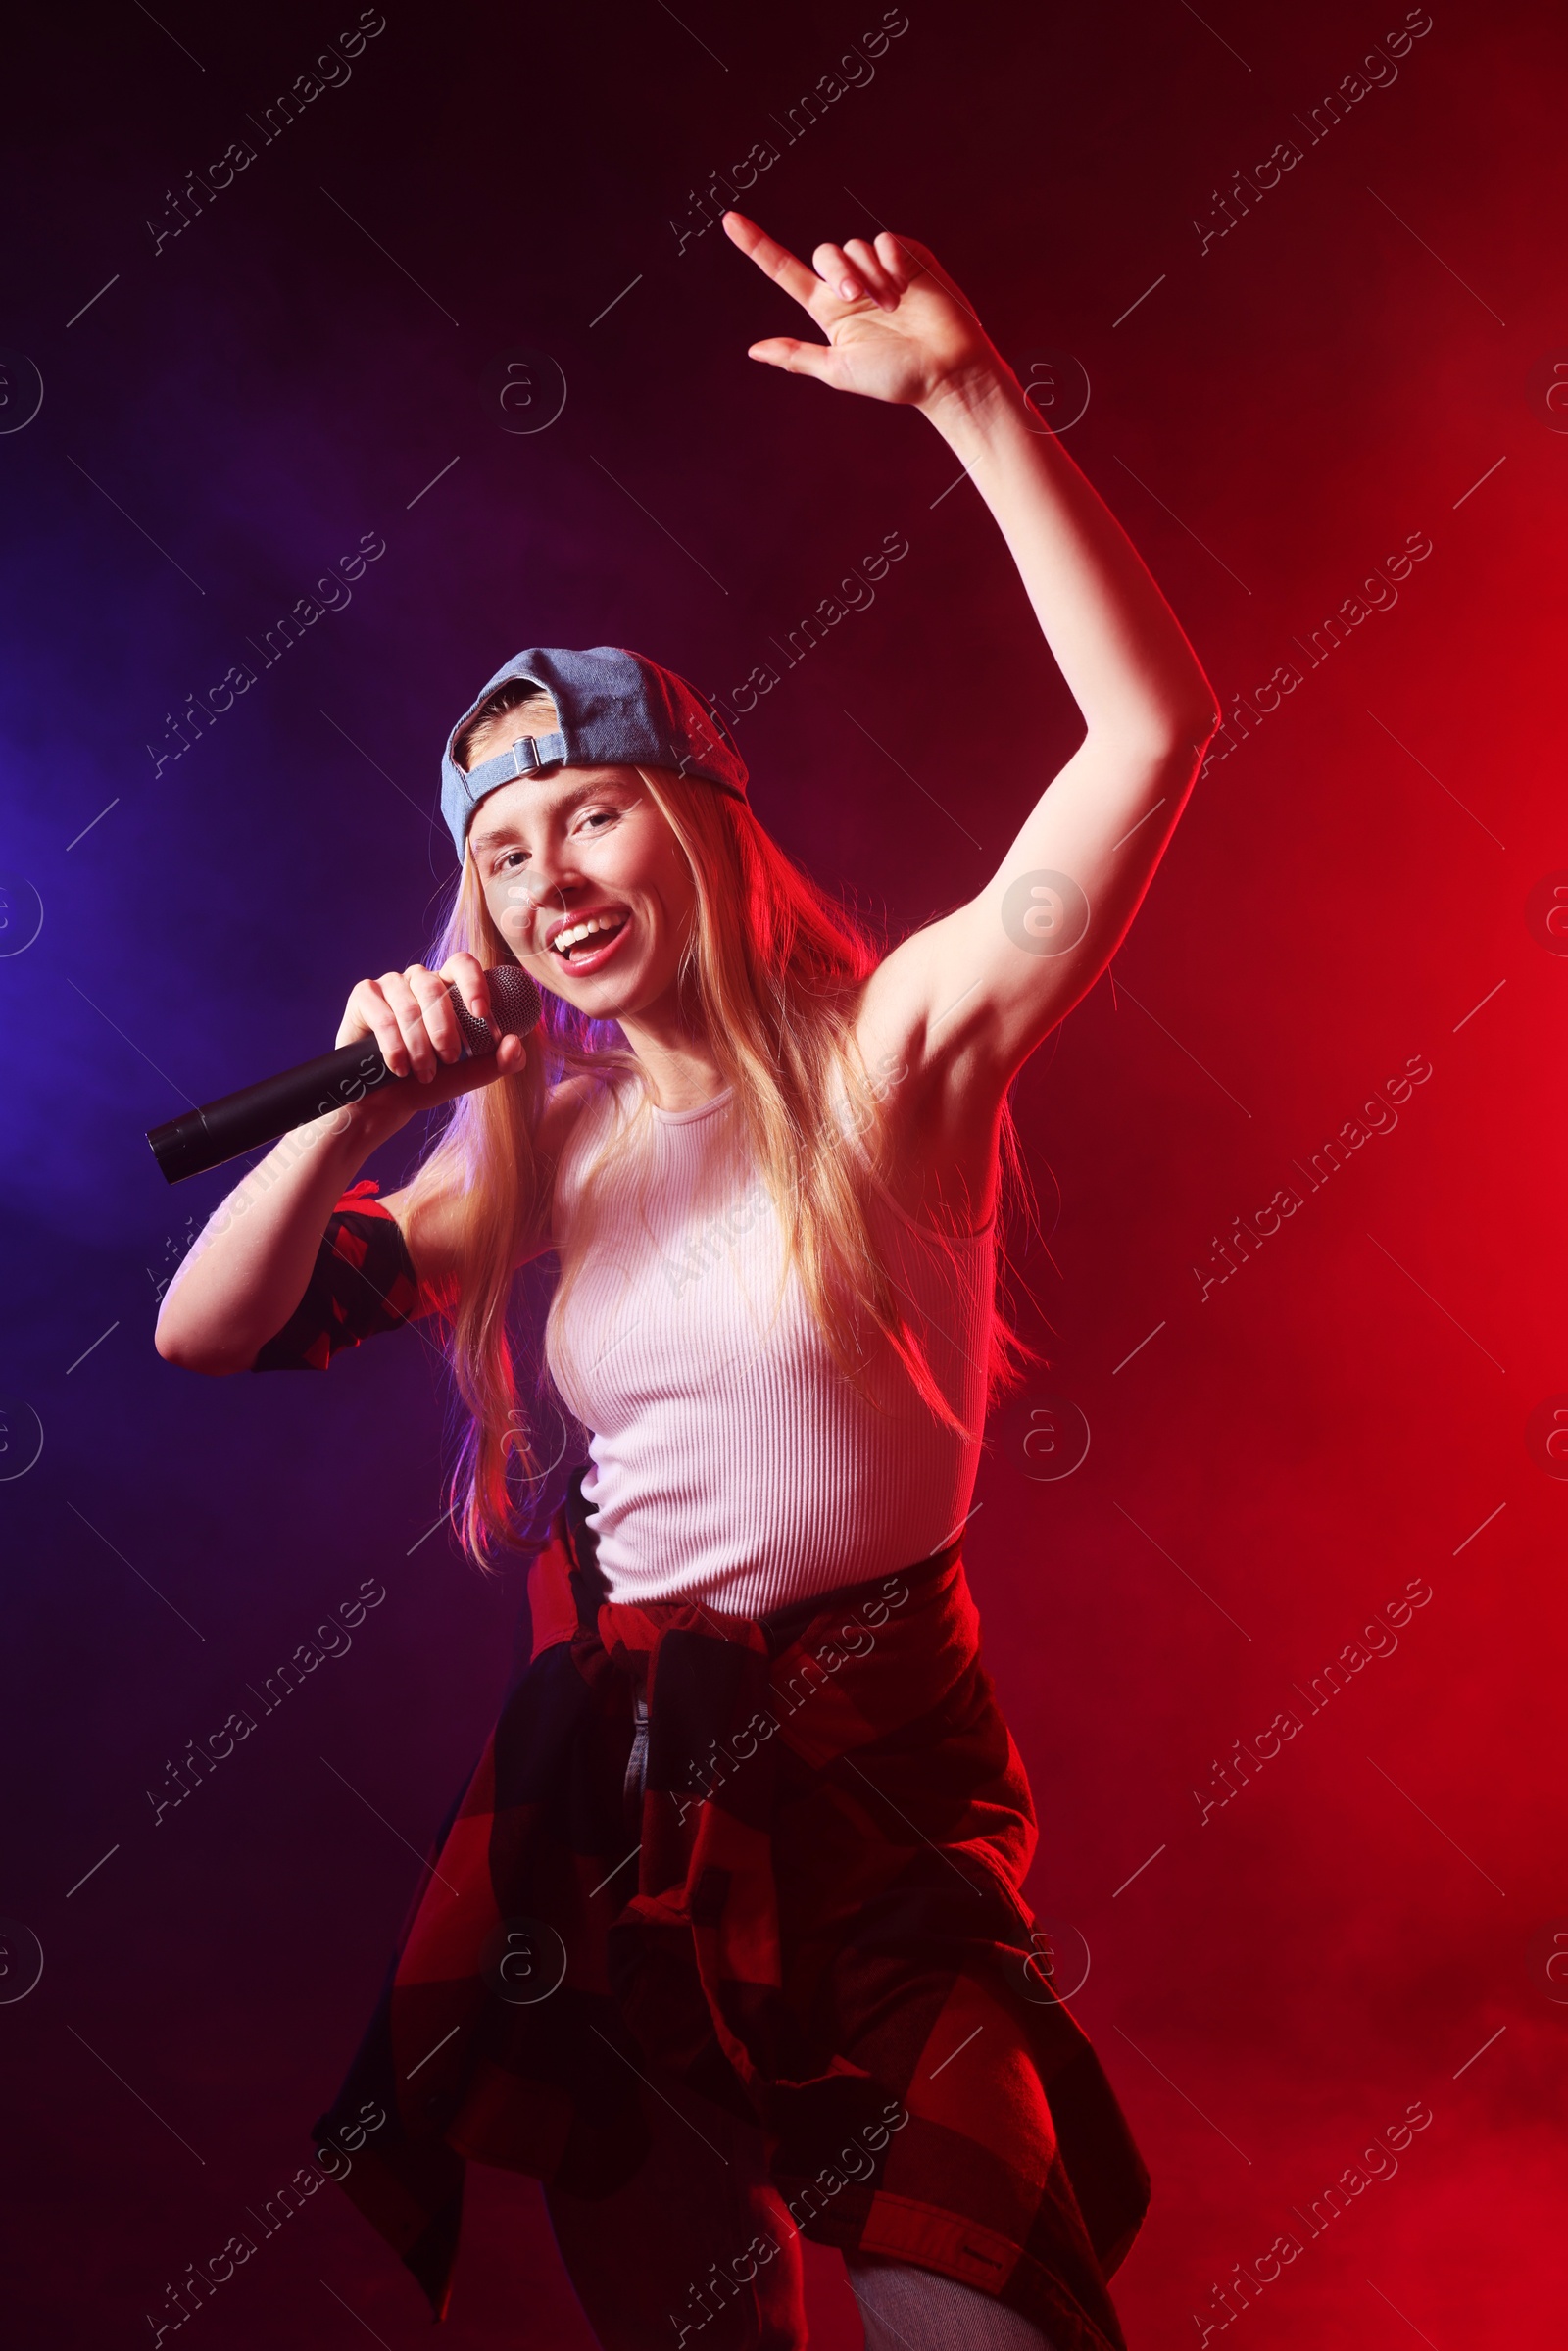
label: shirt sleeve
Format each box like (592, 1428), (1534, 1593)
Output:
(250, 1180), (427, 1372)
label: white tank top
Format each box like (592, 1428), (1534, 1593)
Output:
(544, 1074), (994, 1616)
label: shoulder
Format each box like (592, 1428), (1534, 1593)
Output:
(845, 940), (1008, 1230)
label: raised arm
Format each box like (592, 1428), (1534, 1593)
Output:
(723, 214), (1220, 1102)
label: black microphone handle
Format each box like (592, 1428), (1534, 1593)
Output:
(146, 966), (541, 1186)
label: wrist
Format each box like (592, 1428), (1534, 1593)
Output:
(271, 1098), (402, 1194)
(916, 353), (1021, 439)
(328, 1088), (415, 1158)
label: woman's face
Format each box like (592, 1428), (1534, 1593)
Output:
(466, 763), (699, 1025)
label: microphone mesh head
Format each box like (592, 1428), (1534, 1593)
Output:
(487, 963), (543, 1038)
(448, 963), (543, 1055)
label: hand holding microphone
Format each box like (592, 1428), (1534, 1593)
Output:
(336, 955), (532, 1085)
(147, 955), (542, 1184)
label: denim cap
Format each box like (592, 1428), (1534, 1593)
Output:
(440, 644), (748, 862)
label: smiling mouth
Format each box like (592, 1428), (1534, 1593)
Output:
(549, 910), (631, 966)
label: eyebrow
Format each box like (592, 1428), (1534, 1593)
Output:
(470, 776), (632, 853)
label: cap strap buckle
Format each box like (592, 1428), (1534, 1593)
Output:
(463, 728), (568, 803)
(505, 728), (566, 778)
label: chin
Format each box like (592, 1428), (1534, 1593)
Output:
(569, 984), (650, 1022)
(546, 966), (647, 1017)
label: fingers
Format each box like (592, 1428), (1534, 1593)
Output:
(873, 232), (913, 291)
(337, 979), (400, 1066)
(332, 970), (526, 1148)
(812, 238), (901, 310)
(725, 208), (942, 312)
(401, 964), (467, 1075)
(721, 210), (833, 317)
(843, 237), (899, 308)
(726, 211), (925, 329)
(874, 229), (979, 322)
(371, 973), (432, 1079)
(811, 239), (866, 304)
(340, 967), (463, 1083)
(439, 950), (490, 1025)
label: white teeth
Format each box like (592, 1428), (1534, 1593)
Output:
(553, 912), (626, 955)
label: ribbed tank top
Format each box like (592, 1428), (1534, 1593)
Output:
(544, 1075), (995, 1615)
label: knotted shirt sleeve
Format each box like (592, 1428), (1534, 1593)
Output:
(251, 1180), (427, 1372)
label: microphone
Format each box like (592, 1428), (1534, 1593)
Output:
(146, 964), (542, 1185)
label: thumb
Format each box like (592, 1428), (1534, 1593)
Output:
(747, 336), (837, 380)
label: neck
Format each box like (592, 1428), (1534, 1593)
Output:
(615, 1000), (726, 1114)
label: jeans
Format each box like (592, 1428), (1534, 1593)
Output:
(542, 2063), (1063, 2351)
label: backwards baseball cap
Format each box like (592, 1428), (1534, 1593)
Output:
(439, 645), (747, 862)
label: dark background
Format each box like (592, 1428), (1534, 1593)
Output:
(3, 0), (1566, 2342)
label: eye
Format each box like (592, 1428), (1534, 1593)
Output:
(576, 806), (619, 832)
(494, 849), (528, 873)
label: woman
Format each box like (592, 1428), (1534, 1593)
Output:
(158, 215), (1218, 2351)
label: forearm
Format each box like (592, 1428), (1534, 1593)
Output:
(154, 1101), (398, 1375)
(918, 364), (1220, 748)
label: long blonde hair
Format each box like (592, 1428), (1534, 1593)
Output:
(399, 759), (1035, 1565)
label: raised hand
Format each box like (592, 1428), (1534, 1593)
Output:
(721, 211), (1002, 409)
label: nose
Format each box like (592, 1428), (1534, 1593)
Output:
(500, 840), (580, 927)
